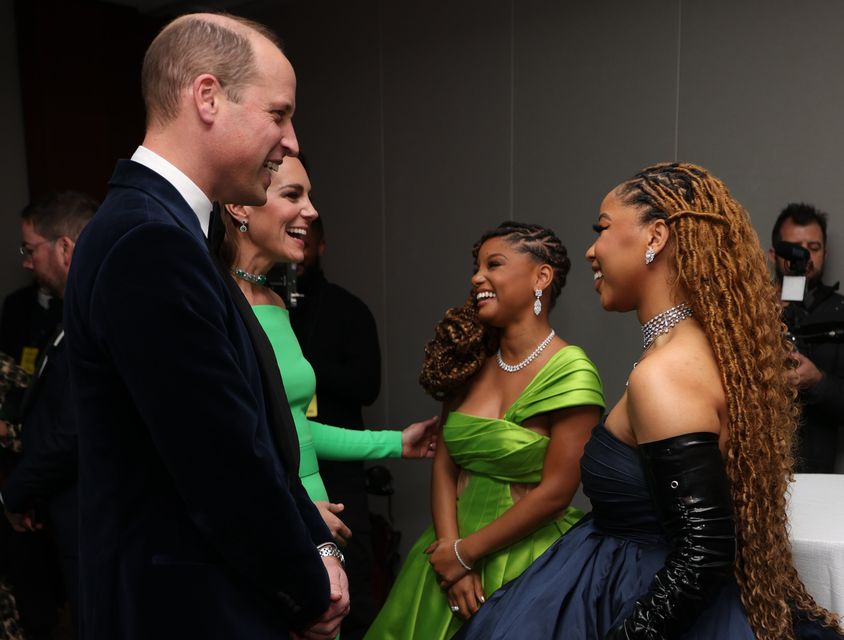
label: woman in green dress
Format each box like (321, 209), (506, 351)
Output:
(364, 222), (606, 639)
(218, 157), (438, 544)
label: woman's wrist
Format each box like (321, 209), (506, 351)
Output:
(453, 539), (472, 571)
(456, 535), (480, 567)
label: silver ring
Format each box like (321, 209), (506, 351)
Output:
(450, 605), (460, 613)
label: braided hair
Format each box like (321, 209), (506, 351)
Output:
(419, 221), (570, 401)
(618, 162), (842, 639)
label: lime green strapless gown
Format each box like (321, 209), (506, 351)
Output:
(365, 345), (605, 640)
(253, 305), (401, 501)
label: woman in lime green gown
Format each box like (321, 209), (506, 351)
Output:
(365, 222), (605, 639)
(218, 157), (438, 544)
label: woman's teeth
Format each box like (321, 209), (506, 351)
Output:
(593, 270), (603, 281)
(287, 228), (306, 238)
(476, 291), (496, 300)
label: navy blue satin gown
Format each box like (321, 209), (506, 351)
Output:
(455, 422), (756, 639)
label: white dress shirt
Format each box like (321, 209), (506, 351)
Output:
(131, 146), (213, 238)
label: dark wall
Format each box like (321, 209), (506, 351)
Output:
(0, 0), (30, 298)
(15, 0), (161, 202)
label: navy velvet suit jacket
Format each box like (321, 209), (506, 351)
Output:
(64, 160), (332, 640)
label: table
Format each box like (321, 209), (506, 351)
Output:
(787, 473), (844, 620)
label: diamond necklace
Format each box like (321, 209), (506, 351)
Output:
(641, 302), (693, 350)
(496, 329), (555, 373)
(626, 303), (693, 387)
(231, 267), (268, 286)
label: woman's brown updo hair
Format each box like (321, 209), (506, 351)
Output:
(419, 221), (570, 401)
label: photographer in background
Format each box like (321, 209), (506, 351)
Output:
(770, 203), (844, 473)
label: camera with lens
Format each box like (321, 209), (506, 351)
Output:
(776, 241), (844, 353)
(775, 240), (809, 302)
(775, 241), (811, 353)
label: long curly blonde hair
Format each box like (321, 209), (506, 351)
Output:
(619, 162), (842, 639)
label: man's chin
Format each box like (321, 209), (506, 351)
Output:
(36, 281), (60, 298)
(227, 187), (268, 208)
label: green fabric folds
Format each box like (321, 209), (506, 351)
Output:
(365, 346), (605, 639)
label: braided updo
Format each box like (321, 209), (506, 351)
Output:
(419, 221), (570, 401)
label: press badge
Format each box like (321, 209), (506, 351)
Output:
(306, 394), (318, 418)
(20, 347), (39, 375)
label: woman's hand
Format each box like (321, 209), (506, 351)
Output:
(314, 501), (352, 547)
(447, 572), (485, 620)
(425, 537), (472, 588)
(401, 415), (439, 458)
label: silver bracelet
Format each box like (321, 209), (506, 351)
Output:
(317, 542), (346, 567)
(453, 538), (472, 572)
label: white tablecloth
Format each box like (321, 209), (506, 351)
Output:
(787, 474), (844, 620)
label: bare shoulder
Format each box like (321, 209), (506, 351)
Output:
(626, 332), (724, 443)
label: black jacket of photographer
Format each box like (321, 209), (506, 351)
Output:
(785, 281), (844, 472)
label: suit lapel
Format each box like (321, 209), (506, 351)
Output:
(109, 160), (207, 246)
(215, 261), (301, 484)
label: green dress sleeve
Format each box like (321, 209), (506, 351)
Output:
(308, 421), (402, 460)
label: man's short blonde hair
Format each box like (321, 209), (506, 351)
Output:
(141, 13), (282, 126)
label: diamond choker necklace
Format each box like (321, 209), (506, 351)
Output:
(641, 303), (693, 350)
(496, 329), (555, 373)
(231, 268), (268, 286)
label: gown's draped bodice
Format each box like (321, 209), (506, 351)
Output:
(445, 413), (549, 484)
(446, 345), (607, 484)
(581, 422), (665, 543)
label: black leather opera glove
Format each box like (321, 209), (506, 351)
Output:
(605, 432), (736, 640)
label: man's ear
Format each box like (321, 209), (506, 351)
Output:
(318, 239), (326, 258)
(57, 237), (75, 269)
(768, 246), (777, 265)
(193, 74), (223, 125)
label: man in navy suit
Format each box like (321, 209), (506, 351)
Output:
(1, 190), (97, 639)
(63, 13), (347, 640)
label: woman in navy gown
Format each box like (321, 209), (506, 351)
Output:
(454, 163), (844, 639)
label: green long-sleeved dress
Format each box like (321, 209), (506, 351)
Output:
(365, 345), (605, 639)
(253, 305), (401, 500)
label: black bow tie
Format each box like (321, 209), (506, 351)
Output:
(207, 202), (225, 256)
